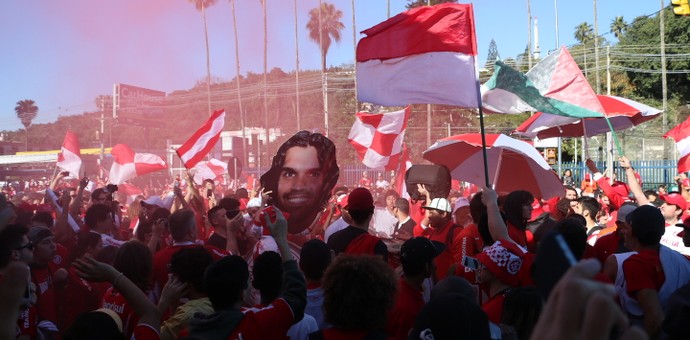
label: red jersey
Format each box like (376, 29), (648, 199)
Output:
(228, 298), (295, 339)
(387, 278), (425, 340)
(31, 265), (57, 325)
(482, 289), (509, 324)
(421, 220), (462, 280)
(452, 223), (483, 263)
(102, 287), (140, 339)
(60, 266), (110, 331)
(623, 249), (666, 297)
(133, 323), (161, 340)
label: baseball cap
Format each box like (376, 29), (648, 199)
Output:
(344, 188), (374, 211)
(28, 226), (53, 244)
(476, 240), (524, 286)
(246, 197), (262, 209)
(400, 237), (446, 266)
(617, 204), (638, 223)
(423, 198), (452, 213)
(661, 193), (688, 211)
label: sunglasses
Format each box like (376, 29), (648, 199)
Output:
(16, 242), (34, 251)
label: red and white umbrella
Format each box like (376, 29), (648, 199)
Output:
(514, 95), (661, 138)
(422, 134), (563, 199)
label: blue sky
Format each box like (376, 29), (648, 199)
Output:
(0, 0), (662, 132)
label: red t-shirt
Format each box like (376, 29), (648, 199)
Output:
(102, 287), (140, 339)
(17, 304), (37, 338)
(60, 266), (110, 331)
(387, 278), (425, 340)
(31, 265), (57, 324)
(421, 220), (462, 281)
(452, 223), (483, 263)
(507, 222), (527, 248)
(588, 231), (622, 266)
(482, 290), (508, 324)
(228, 298), (295, 339)
(623, 249), (665, 297)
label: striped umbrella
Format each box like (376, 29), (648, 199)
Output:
(423, 134), (563, 199)
(514, 95), (661, 138)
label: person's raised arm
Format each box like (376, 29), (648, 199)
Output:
(264, 207), (306, 322)
(224, 212), (242, 255)
(75, 256), (160, 330)
(70, 177), (88, 216)
(481, 187), (510, 243)
(620, 156), (648, 205)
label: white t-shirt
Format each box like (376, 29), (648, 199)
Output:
(370, 207), (398, 238)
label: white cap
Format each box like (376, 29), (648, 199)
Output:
(423, 198), (452, 213)
(246, 197), (262, 208)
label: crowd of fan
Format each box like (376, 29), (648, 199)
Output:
(1, 155), (690, 340)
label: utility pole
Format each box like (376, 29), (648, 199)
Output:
(527, 0), (532, 69)
(660, 0), (669, 160)
(426, 0), (431, 148)
(352, 0), (358, 112)
(294, 0), (301, 131)
(593, 0), (601, 94)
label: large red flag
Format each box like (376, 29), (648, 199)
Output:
(176, 109), (225, 169)
(356, 3), (479, 107)
(664, 116), (690, 173)
(56, 131), (82, 176)
(109, 144), (167, 184)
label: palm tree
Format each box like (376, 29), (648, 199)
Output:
(187, 0), (217, 114)
(14, 99), (38, 151)
(306, 2), (345, 72)
(574, 22), (594, 45)
(260, 0), (268, 168)
(610, 16), (627, 39)
(230, 0), (246, 166)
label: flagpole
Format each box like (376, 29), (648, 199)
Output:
(473, 60), (491, 188)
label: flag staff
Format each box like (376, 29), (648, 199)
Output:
(474, 72), (491, 188)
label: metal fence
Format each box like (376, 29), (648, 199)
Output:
(243, 160), (680, 192)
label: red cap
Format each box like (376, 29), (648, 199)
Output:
(682, 178), (690, 188)
(345, 188), (374, 211)
(661, 193), (688, 211)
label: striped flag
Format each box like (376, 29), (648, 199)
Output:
(56, 131), (82, 177)
(664, 116), (690, 173)
(356, 3), (480, 107)
(176, 109), (225, 169)
(193, 158), (227, 184)
(109, 144), (167, 185)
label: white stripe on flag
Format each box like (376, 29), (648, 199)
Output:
(178, 111), (225, 164)
(357, 52), (479, 107)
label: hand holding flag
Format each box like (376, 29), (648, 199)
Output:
(57, 131), (82, 177)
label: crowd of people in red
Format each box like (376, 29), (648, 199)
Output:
(1, 131), (690, 340)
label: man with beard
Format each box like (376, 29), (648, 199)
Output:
(260, 131), (339, 236)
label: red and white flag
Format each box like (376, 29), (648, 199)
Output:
(348, 107), (410, 170)
(665, 116), (690, 173)
(176, 109), (225, 169)
(56, 131), (82, 177)
(109, 144), (167, 185)
(193, 158), (226, 184)
(118, 183), (143, 204)
(356, 3), (480, 107)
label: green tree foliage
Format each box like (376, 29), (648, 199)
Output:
(15, 100), (38, 130)
(610, 16), (627, 39)
(485, 39), (499, 71)
(405, 0), (457, 9)
(306, 2), (345, 72)
(617, 7), (690, 102)
(574, 22), (594, 44)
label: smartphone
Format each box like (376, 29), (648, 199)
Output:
(461, 255), (479, 270)
(206, 188), (213, 198)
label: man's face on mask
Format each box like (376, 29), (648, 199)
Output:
(276, 146), (325, 232)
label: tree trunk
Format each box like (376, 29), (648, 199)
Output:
(25, 127), (28, 152)
(231, 0), (246, 166)
(262, 0), (269, 168)
(202, 4), (212, 115)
